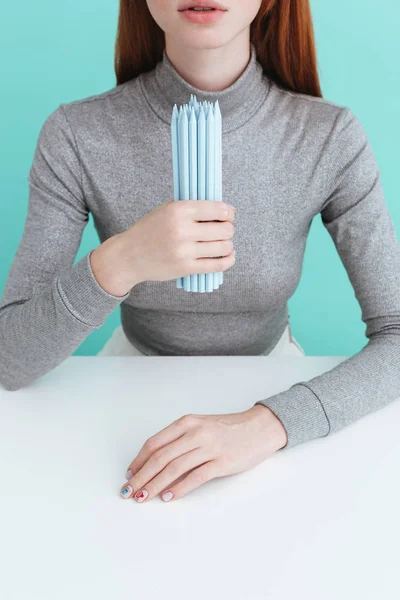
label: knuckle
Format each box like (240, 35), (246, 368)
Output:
(225, 222), (235, 237)
(191, 470), (206, 485)
(166, 458), (181, 478)
(191, 465), (213, 484)
(169, 199), (180, 214)
(179, 413), (196, 427)
(215, 456), (232, 472)
(222, 205), (230, 221)
(222, 239), (233, 254)
(178, 201), (192, 220)
(218, 254), (233, 269)
(144, 437), (158, 452)
(179, 199), (190, 212)
(152, 449), (166, 465)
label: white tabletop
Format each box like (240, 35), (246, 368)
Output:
(1, 355), (399, 600)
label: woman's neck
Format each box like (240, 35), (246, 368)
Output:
(137, 41), (270, 135)
(164, 34), (252, 93)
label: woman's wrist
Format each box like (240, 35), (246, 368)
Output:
(247, 404), (288, 451)
(90, 234), (141, 297)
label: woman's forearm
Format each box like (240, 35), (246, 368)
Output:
(0, 246), (131, 392)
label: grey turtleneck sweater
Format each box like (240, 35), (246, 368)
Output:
(1, 44), (400, 448)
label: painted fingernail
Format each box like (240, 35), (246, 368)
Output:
(126, 469), (133, 480)
(120, 484), (133, 499)
(134, 489), (148, 503)
(162, 491), (173, 502)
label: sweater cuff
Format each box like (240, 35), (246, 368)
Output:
(254, 382), (331, 448)
(56, 250), (130, 328)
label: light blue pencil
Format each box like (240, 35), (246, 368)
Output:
(214, 100), (223, 286)
(205, 102), (215, 292)
(197, 102), (207, 292)
(178, 105), (191, 292)
(191, 96), (205, 293)
(171, 105), (184, 289)
(188, 103), (198, 292)
(212, 101), (220, 289)
(209, 101), (220, 291)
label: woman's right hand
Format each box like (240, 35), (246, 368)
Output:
(115, 198), (237, 288)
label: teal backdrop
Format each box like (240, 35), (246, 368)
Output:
(0, 0), (399, 356)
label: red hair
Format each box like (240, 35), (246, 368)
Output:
(115, 0), (322, 97)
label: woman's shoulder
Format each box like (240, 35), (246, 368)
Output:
(63, 82), (128, 107)
(270, 79), (352, 128)
(60, 76), (143, 122)
(269, 80), (364, 150)
(33, 76), (145, 161)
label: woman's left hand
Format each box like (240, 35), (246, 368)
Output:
(119, 405), (287, 504)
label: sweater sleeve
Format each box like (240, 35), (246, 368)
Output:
(0, 105), (130, 392)
(254, 107), (400, 448)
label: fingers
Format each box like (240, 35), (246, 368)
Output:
(120, 439), (201, 502)
(125, 416), (192, 480)
(120, 415), (200, 500)
(193, 239), (234, 258)
(178, 199), (236, 223)
(172, 201), (236, 245)
(193, 220), (235, 242)
(162, 460), (219, 502)
(125, 449), (213, 504)
(194, 250), (235, 273)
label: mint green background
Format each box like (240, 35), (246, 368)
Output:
(0, 1), (399, 356)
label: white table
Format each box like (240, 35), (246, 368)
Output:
(1, 355), (399, 600)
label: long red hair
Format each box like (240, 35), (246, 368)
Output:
(114, 0), (322, 98)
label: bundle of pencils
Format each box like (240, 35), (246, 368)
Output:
(171, 95), (223, 292)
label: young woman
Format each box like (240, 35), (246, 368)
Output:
(1, 1), (400, 503)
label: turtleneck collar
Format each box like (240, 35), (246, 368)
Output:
(138, 43), (270, 134)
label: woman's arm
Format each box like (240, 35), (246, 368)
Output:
(254, 107), (400, 447)
(0, 106), (130, 391)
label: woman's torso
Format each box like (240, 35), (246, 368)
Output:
(60, 59), (344, 355)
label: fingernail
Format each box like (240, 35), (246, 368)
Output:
(120, 484), (133, 499)
(233, 250), (236, 256)
(228, 204), (236, 211)
(126, 469), (133, 480)
(162, 491), (174, 502)
(134, 489), (148, 503)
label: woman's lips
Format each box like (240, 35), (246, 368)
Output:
(179, 8), (227, 24)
